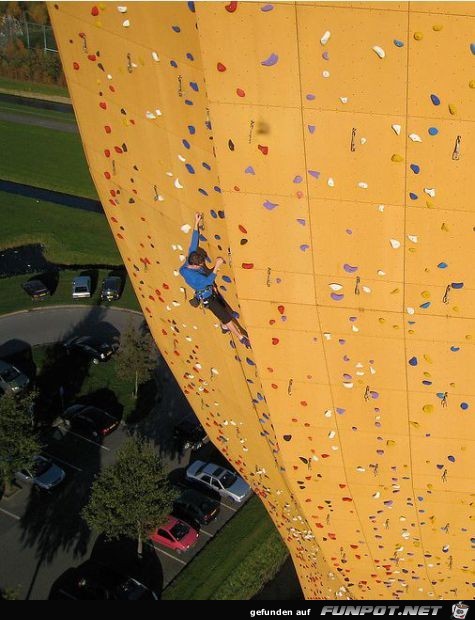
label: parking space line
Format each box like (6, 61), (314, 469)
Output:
(151, 544), (187, 566)
(42, 452), (83, 472)
(0, 507), (21, 521)
(220, 503), (238, 513)
(200, 529), (213, 537)
(58, 425), (111, 451)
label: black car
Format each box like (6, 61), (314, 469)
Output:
(50, 560), (158, 600)
(172, 489), (220, 526)
(63, 336), (117, 365)
(63, 404), (119, 438)
(22, 279), (51, 300)
(100, 276), (122, 302)
(174, 415), (209, 451)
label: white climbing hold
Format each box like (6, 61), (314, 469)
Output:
(424, 187), (436, 197)
(122, 19), (130, 27)
(362, 286), (372, 293)
(392, 124), (401, 135)
(377, 270), (386, 276)
(145, 111), (156, 119)
(174, 178), (183, 189)
(373, 491), (381, 499)
(390, 239), (401, 249)
(166, 171), (173, 177)
(327, 177), (335, 187)
(323, 332), (332, 340)
(360, 137), (367, 145)
(370, 367), (376, 375)
(324, 409), (333, 418)
(117, 6), (127, 13)
(107, 74), (113, 80)
(329, 283), (343, 291)
(152, 51), (160, 62)
(178, 255), (185, 263)
(211, 368), (219, 375)
(378, 204), (385, 212)
(177, 244), (183, 251)
(358, 182), (368, 189)
(407, 234), (418, 243)
(407, 307), (415, 315)
(172, 301), (180, 307)
(155, 109), (162, 116)
(372, 45), (385, 58)
(178, 154), (186, 162)
(409, 133), (422, 142)
(328, 430), (336, 439)
(339, 96), (348, 104)
(157, 195), (164, 201)
(356, 466), (366, 472)
(343, 382), (353, 388)
(181, 224), (191, 234)
(320, 30), (331, 45)
(322, 70), (330, 78)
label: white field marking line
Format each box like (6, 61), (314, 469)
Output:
(199, 529), (213, 537)
(58, 425), (111, 451)
(220, 503), (238, 513)
(0, 507), (21, 521)
(151, 544), (187, 565)
(42, 452), (83, 472)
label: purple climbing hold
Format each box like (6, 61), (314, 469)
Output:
(261, 4), (274, 11)
(331, 293), (344, 301)
(370, 391), (379, 399)
(263, 200), (278, 210)
(307, 125), (316, 134)
(343, 264), (358, 273)
(448, 455), (455, 462)
(308, 170), (320, 179)
(261, 53), (279, 67)
(245, 166), (255, 175)
(343, 374), (352, 381)
(296, 218), (306, 226)
(306, 93), (316, 101)
(336, 408), (345, 415)
(300, 244), (310, 252)
(293, 175), (303, 183)
(322, 51), (329, 60)
(172, 25), (181, 33)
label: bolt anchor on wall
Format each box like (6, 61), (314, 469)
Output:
(350, 127), (357, 152)
(452, 135), (462, 160)
(442, 284), (451, 304)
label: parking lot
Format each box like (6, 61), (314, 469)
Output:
(0, 338), (250, 600)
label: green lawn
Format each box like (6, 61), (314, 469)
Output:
(0, 99), (76, 124)
(163, 496), (288, 600)
(0, 120), (97, 198)
(0, 76), (69, 99)
(0, 192), (119, 264)
(0, 269), (141, 316)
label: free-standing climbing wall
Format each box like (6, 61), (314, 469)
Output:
(50, 1), (475, 600)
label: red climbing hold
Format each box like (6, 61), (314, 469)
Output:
(114, 146), (123, 153)
(91, 6), (99, 16)
(104, 125), (112, 134)
(242, 263), (254, 269)
(236, 88), (245, 97)
(272, 338), (279, 345)
(99, 101), (107, 109)
(225, 1), (237, 12)
(104, 171), (111, 179)
(217, 62), (227, 72)
(238, 224), (247, 234)
(277, 305), (285, 314)
(258, 144), (269, 155)
(87, 54), (97, 61)
(104, 149), (110, 158)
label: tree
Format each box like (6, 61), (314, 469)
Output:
(115, 323), (156, 399)
(82, 437), (175, 556)
(0, 392), (40, 493)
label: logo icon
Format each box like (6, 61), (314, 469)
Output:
(452, 602), (469, 620)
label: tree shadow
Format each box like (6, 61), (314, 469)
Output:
(28, 270), (60, 295)
(0, 338), (36, 382)
(75, 387), (123, 422)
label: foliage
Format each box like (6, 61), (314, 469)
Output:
(82, 438), (175, 553)
(0, 391), (40, 487)
(163, 496), (288, 600)
(115, 324), (156, 398)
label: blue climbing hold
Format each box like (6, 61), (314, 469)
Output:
(185, 163), (195, 174)
(189, 81), (199, 92)
(172, 25), (181, 33)
(245, 166), (255, 175)
(198, 188), (208, 196)
(186, 52), (194, 61)
(170, 60), (178, 68)
(184, 99), (193, 106)
(188, 125), (196, 135)
(437, 262), (448, 269)
(307, 125), (316, 134)
(213, 186), (221, 193)
(428, 127), (438, 136)
(450, 346), (460, 352)
(182, 139), (190, 149)
(448, 455), (455, 462)
(187, 1), (195, 12)
(451, 282), (464, 289)
(471, 43), (475, 55)
(409, 356), (418, 366)
(422, 380), (432, 386)
(410, 164), (420, 174)
(420, 302), (431, 309)
(202, 162), (211, 171)
(393, 39), (404, 47)
(461, 402), (469, 410)
(430, 94), (441, 105)
(210, 210), (217, 218)
(222, 275), (232, 283)
(409, 192), (418, 200)
(214, 234), (221, 240)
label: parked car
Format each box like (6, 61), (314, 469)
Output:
(185, 461), (251, 503)
(63, 404), (119, 438)
(100, 276), (122, 302)
(149, 515), (199, 552)
(50, 560), (158, 600)
(174, 415), (209, 451)
(15, 455), (65, 491)
(172, 489), (220, 526)
(72, 275), (91, 299)
(63, 336), (117, 364)
(22, 279), (51, 300)
(0, 359), (30, 395)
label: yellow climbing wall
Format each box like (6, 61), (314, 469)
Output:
(49, 1), (475, 600)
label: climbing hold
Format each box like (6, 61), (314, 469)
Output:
(409, 133), (422, 142)
(242, 263), (254, 269)
(460, 402), (469, 410)
(236, 88), (245, 97)
(390, 239), (401, 249)
(244, 166), (255, 175)
(391, 124), (401, 135)
(410, 164), (420, 174)
(258, 144), (269, 155)
(430, 94), (441, 106)
(261, 4), (274, 11)
(308, 125), (316, 134)
(423, 404), (433, 414)
(263, 200), (278, 210)
(448, 103), (457, 115)
(225, 1), (237, 12)
(394, 39), (404, 47)
(391, 154), (404, 162)
(428, 127), (438, 135)
(331, 293), (344, 301)
(343, 264), (358, 273)
(283, 435), (292, 442)
(470, 43), (475, 55)
(320, 31), (331, 45)
(437, 262), (448, 269)
(261, 53), (279, 67)
(372, 45), (385, 58)
(409, 356), (418, 366)
(217, 62), (226, 72)
(451, 282), (464, 289)
(414, 32), (423, 41)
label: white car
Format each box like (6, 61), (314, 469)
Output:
(185, 461), (251, 503)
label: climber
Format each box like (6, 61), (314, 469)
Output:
(179, 212), (250, 348)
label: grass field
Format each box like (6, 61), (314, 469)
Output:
(0, 192), (119, 264)
(0, 269), (141, 316)
(0, 120), (96, 198)
(0, 76), (69, 99)
(163, 496), (288, 600)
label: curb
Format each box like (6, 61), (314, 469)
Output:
(0, 305), (144, 320)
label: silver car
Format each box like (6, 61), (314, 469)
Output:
(0, 359), (30, 394)
(185, 461), (252, 503)
(16, 455), (66, 491)
(72, 276), (91, 299)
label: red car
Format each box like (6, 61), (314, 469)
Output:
(149, 516), (199, 552)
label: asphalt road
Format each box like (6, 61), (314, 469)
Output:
(0, 110), (77, 133)
(0, 306), (144, 357)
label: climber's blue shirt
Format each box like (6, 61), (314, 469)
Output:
(179, 229), (216, 299)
